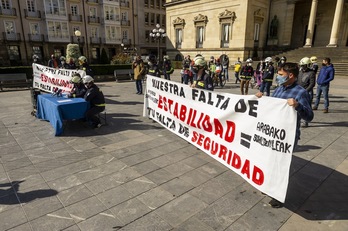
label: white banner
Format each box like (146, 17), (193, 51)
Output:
(143, 76), (297, 202)
(32, 63), (85, 93)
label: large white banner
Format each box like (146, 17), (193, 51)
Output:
(143, 76), (297, 202)
(32, 63), (85, 93)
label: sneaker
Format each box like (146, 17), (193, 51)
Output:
(312, 106), (318, 110)
(269, 198), (283, 208)
(323, 109), (328, 113)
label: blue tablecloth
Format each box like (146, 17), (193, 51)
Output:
(36, 94), (89, 136)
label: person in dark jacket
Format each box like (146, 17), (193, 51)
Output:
(313, 57), (335, 113)
(68, 73), (87, 98)
(83, 75), (105, 128)
(191, 56), (214, 91)
(147, 54), (160, 77)
(240, 58), (254, 95)
(259, 57), (275, 96)
(79, 56), (94, 77)
(298, 57), (316, 127)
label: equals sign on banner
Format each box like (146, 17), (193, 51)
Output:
(240, 132), (252, 149)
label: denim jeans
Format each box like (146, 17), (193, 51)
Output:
(135, 80), (142, 94)
(260, 81), (272, 96)
(314, 84), (329, 109)
(222, 68), (229, 80)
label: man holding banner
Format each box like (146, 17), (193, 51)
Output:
(256, 62), (314, 207)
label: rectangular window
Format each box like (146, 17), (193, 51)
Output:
(104, 6), (117, 21)
(33, 46), (42, 60)
(47, 21), (68, 38)
(222, 24), (230, 42)
(71, 5), (78, 16)
(89, 7), (96, 18)
(145, 12), (149, 25)
(162, 15), (166, 27)
(156, 0), (160, 9)
(254, 23), (260, 41)
(196, 26), (204, 48)
(1, 0), (10, 9)
(176, 29), (182, 48)
(27, 0), (36, 12)
(4, 21), (15, 34)
(150, 13), (155, 25)
(30, 23), (39, 35)
(156, 14), (160, 25)
(92, 47), (99, 59)
(91, 27), (98, 38)
(45, 0), (66, 16)
(121, 12), (127, 21)
(122, 30), (128, 39)
(144, 0), (148, 7)
(145, 30), (150, 42)
(150, 0), (154, 8)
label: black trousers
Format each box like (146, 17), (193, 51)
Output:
(85, 106), (105, 125)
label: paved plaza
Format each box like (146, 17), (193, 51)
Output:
(0, 71), (347, 231)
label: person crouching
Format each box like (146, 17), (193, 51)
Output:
(82, 75), (105, 128)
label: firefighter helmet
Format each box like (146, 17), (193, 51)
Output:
(299, 57), (311, 66)
(82, 75), (94, 84)
(310, 56), (317, 63)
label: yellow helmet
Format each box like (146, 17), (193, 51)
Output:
(310, 56), (317, 63)
(194, 56), (207, 68)
(299, 57), (311, 66)
(71, 74), (82, 84)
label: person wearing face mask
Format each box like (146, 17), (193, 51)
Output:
(59, 56), (70, 69)
(313, 57), (335, 113)
(298, 57), (316, 127)
(239, 58), (254, 95)
(256, 62), (314, 208)
(260, 57), (274, 96)
(191, 56), (214, 91)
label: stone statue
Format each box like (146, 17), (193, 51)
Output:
(270, 15), (278, 38)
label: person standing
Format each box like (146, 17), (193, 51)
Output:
(147, 54), (160, 77)
(132, 56), (146, 95)
(182, 55), (192, 84)
(310, 56), (319, 75)
(313, 57), (335, 113)
(298, 57), (316, 127)
(82, 75), (105, 128)
(191, 56), (214, 91)
(78, 56), (94, 77)
(240, 58), (254, 95)
(256, 62), (314, 208)
(259, 57), (274, 96)
(234, 58), (242, 84)
(254, 60), (264, 89)
(220, 54), (229, 81)
(162, 57), (172, 80)
(48, 54), (59, 68)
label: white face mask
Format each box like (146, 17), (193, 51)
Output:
(248, 63), (252, 66)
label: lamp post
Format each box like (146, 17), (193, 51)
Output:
(74, 30), (81, 55)
(149, 24), (166, 62)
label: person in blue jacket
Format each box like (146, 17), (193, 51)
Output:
(312, 57), (335, 113)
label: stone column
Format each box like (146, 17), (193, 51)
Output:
(327, 0), (344, 47)
(304, 0), (318, 47)
(282, 2), (296, 46)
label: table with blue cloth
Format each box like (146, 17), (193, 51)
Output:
(36, 94), (89, 136)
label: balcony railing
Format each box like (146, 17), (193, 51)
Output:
(71, 36), (85, 44)
(46, 34), (70, 42)
(103, 37), (121, 44)
(29, 34), (45, 42)
(24, 9), (41, 18)
(103, 0), (120, 5)
(86, 0), (99, 3)
(90, 37), (101, 44)
(69, 14), (83, 22)
(0, 8), (17, 16)
(3, 32), (21, 41)
(121, 20), (130, 26)
(120, 1), (129, 7)
(88, 16), (100, 24)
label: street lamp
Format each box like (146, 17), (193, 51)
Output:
(74, 30), (81, 54)
(149, 24), (166, 62)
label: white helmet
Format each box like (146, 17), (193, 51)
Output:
(299, 57), (311, 66)
(78, 56), (87, 63)
(194, 56), (207, 67)
(71, 74), (82, 84)
(310, 56), (317, 63)
(246, 58), (253, 63)
(82, 75), (94, 84)
(265, 57), (273, 63)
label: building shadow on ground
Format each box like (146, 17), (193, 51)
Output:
(309, 121), (348, 127)
(0, 181), (58, 205)
(284, 155), (348, 220)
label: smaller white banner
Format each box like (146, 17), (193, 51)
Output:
(32, 63), (85, 93)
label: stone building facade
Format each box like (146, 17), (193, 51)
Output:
(164, 0), (348, 62)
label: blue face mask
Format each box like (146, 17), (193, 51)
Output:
(276, 75), (288, 85)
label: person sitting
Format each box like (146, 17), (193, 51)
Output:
(82, 75), (105, 128)
(68, 73), (87, 98)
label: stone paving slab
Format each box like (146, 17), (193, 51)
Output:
(0, 72), (347, 230)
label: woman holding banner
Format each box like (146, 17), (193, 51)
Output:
(191, 55), (214, 91)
